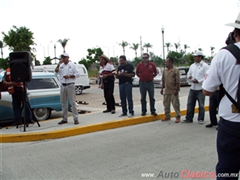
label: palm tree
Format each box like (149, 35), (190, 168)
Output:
(174, 43), (180, 52)
(184, 44), (190, 53)
(0, 40), (6, 59)
(149, 51), (154, 60)
(119, 41), (129, 55)
(211, 46), (215, 57)
(58, 38), (70, 53)
(130, 43), (139, 57)
(143, 43), (152, 53)
(165, 42), (172, 52)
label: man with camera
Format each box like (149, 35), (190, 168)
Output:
(5, 64), (26, 125)
(203, 13), (240, 179)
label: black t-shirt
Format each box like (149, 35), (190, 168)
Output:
(117, 63), (135, 84)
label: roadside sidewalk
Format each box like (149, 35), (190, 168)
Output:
(0, 96), (210, 143)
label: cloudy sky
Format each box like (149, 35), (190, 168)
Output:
(1, 0), (240, 64)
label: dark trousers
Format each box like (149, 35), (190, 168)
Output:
(216, 118), (240, 180)
(12, 93), (23, 124)
(209, 90), (220, 125)
(139, 81), (156, 113)
(12, 92), (33, 124)
(119, 83), (134, 114)
(103, 80), (115, 111)
(185, 89), (205, 121)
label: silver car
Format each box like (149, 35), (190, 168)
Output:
(178, 67), (190, 86)
(153, 68), (162, 88)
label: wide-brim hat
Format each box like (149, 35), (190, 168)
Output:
(99, 54), (110, 61)
(226, 12), (240, 29)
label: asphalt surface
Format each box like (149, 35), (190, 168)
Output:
(0, 94), (207, 142)
(1, 109), (219, 180)
(0, 91), (223, 180)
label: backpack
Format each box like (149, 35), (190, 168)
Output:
(220, 44), (240, 112)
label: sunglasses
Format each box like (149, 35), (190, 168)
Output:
(142, 57), (149, 59)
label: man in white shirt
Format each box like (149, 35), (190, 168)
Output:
(182, 51), (208, 123)
(203, 13), (240, 179)
(55, 53), (80, 125)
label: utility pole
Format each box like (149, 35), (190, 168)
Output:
(140, 36), (142, 56)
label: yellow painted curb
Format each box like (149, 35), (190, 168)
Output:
(0, 106), (209, 143)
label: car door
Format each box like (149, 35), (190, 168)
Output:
(27, 76), (62, 111)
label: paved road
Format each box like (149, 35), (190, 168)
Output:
(77, 84), (190, 109)
(1, 113), (218, 180)
(48, 85), (191, 121)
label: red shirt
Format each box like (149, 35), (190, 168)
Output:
(136, 62), (157, 82)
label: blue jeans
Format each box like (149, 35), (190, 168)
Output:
(119, 83), (134, 114)
(139, 81), (156, 113)
(216, 118), (240, 180)
(185, 89), (205, 121)
(209, 90), (220, 125)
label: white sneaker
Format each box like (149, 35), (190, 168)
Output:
(128, 113), (134, 117)
(198, 120), (204, 124)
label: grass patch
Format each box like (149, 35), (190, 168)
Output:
(88, 69), (99, 78)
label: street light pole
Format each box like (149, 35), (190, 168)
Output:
(161, 26), (165, 68)
(113, 43), (118, 57)
(54, 43), (57, 64)
(140, 36), (142, 56)
(40, 44), (45, 60)
(103, 46), (109, 57)
(47, 41), (52, 57)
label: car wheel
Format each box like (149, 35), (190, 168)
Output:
(75, 86), (83, 95)
(33, 108), (51, 120)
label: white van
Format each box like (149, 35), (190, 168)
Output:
(33, 64), (90, 95)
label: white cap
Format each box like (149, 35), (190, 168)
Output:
(193, 51), (204, 56)
(61, 53), (69, 57)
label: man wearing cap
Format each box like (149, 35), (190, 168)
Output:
(55, 53), (80, 125)
(203, 13), (240, 179)
(182, 51), (208, 124)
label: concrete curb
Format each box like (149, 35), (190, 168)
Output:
(0, 106), (209, 143)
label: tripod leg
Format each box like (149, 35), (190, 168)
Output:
(14, 97), (24, 129)
(26, 101), (40, 127)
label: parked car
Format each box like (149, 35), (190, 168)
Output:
(33, 64), (90, 95)
(153, 68), (162, 88)
(0, 71), (67, 122)
(178, 67), (190, 86)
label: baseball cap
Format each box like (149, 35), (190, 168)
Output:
(193, 51), (204, 56)
(61, 53), (69, 57)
